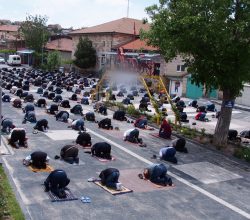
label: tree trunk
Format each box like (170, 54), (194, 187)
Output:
(202, 83), (209, 98)
(213, 89), (235, 147)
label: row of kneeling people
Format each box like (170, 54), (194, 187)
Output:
(23, 149), (174, 197)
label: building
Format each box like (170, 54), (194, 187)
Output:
(0, 25), (23, 50)
(235, 84), (250, 107)
(70, 17), (150, 67)
(69, 17), (218, 98)
(45, 37), (73, 61)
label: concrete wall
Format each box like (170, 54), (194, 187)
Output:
(59, 51), (71, 61)
(47, 50), (71, 63)
(165, 55), (187, 77)
(236, 84), (250, 107)
(72, 33), (134, 59)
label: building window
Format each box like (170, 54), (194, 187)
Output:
(177, 64), (185, 72)
(101, 55), (106, 65)
(103, 41), (105, 46)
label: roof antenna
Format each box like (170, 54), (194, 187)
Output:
(127, 0), (130, 18)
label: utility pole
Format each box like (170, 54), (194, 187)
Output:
(127, 0), (130, 18)
(42, 28), (44, 65)
(0, 81), (2, 149)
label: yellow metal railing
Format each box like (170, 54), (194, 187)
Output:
(140, 74), (180, 125)
(91, 71), (110, 101)
(159, 76), (180, 125)
(140, 76), (161, 125)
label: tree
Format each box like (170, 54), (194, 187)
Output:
(73, 37), (96, 69)
(142, 0), (250, 146)
(46, 51), (61, 71)
(20, 15), (49, 65)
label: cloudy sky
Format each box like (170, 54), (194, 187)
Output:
(0, 0), (159, 28)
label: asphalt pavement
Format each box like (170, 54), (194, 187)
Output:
(0, 74), (250, 220)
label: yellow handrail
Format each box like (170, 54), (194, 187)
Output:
(92, 71), (110, 101)
(159, 76), (181, 125)
(139, 76), (161, 125)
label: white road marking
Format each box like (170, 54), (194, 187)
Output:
(87, 128), (250, 219)
(43, 130), (78, 140)
(1, 137), (14, 155)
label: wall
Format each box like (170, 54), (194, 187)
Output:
(59, 51), (71, 61)
(235, 84), (250, 107)
(169, 79), (183, 97)
(165, 55), (187, 77)
(71, 33), (135, 59)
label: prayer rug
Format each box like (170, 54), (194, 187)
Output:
(93, 156), (116, 162)
(45, 187), (78, 202)
(119, 169), (175, 193)
(28, 164), (54, 173)
(93, 181), (133, 195)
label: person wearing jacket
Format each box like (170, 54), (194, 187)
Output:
(98, 118), (113, 130)
(44, 169), (70, 198)
(123, 128), (142, 143)
(33, 119), (49, 132)
(159, 119), (172, 139)
(140, 163), (172, 186)
(55, 111), (69, 122)
(171, 138), (188, 153)
(60, 145), (79, 164)
(76, 132), (92, 147)
(91, 142), (112, 159)
(9, 128), (27, 148)
(23, 151), (49, 169)
(1, 118), (15, 133)
(159, 146), (177, 164)
(99, 168), (122, 190)
(134, 116), (148, 129)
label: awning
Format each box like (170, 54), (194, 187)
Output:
(17, 49), (35, 54)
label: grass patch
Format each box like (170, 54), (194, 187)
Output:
(0, 165), (25, 220)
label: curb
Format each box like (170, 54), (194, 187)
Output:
(212, 100), (250, 112)
(173, 131), (250, 169)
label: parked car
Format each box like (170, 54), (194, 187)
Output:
(0, 56), (5, 64)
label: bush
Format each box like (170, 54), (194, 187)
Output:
(179, 127), (198, 138)
(47, 51), (61, 71)
(116, 102), (126, 111)
(234, 147), (250, 163)
(127, 105), (141, 117)
(73, 37), (96, 69)
(149, 114), (159, 123)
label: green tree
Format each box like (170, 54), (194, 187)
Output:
(73, 37), (96, 69)
(142, 0), (250, 146)
(20, 15), (49, 65)
(46, 51), (61, 71)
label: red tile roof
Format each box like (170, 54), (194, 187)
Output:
(71, 17), (150, 35)
(45, 38), (72, 52)
(0, 25), (19, 32)
(118, 38), (157, 51)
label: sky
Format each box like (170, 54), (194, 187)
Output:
(0, 0), (159, 29)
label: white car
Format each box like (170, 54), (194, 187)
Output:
(0, 56), (5, 64)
